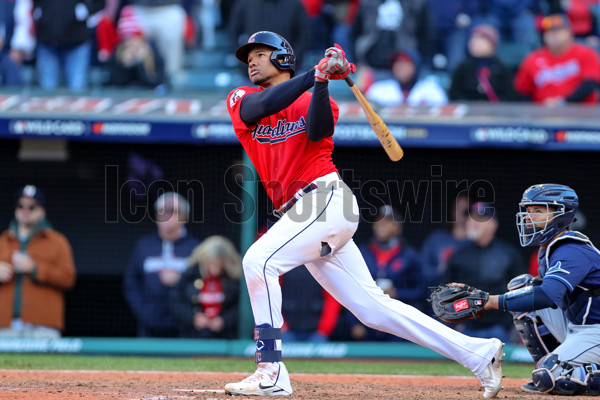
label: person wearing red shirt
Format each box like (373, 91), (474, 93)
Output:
(224, 30), (504, 398)
(514, 14), (600, 106)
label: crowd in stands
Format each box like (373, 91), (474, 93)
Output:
(0, 0), (598, 103)
(0, 184), (531, 343)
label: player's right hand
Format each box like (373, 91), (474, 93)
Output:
(314, 56), (343, 81)
(327, 43), (356, 80)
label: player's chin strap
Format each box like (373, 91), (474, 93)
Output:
(254, 324), (282, 364)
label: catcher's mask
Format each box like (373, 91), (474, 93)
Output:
(516, 184), (578, 247)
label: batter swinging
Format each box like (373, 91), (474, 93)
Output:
(224, 31), (504, 398)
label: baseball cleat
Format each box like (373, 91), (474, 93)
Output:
(520, 380), (542, 394)
(477, 340), (505, 398)
(224, 361), (292, 396)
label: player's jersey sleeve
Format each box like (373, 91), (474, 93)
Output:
(226, 86), (260, 137)
(540, 243), (593, 309)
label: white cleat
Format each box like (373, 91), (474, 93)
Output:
(224, 362), (292, 396)
(477, 340), (505, 398)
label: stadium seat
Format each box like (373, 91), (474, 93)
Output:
(497, 42), (530, 69)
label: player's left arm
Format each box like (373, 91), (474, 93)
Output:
(306, 80), (335, 141)
(239, 71), (316, 126)
(306, 43), (352, 141)
(487, 245), (590, 312)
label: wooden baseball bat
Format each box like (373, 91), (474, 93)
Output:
(344, 76), (404, 162)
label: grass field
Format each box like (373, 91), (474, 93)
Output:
(0, 353), (533, 378)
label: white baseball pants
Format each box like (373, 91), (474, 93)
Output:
(243, 172), (499, 375)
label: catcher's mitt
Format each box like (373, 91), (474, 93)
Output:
(429, 284), (489, 323)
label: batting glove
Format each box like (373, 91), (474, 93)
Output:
(314, 56), (344, 81)
(328, 43), (356, 80)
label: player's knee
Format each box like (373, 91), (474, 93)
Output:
(356, 312), (384, 331)
(532, 353), (600, 395)
(242, 249), (263, 281)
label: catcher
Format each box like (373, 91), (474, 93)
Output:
(430, 184), (600, 396)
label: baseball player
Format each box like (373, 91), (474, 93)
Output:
(224, 30), (504, 397)
(478, 184), (600, 395)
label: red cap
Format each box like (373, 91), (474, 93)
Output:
(540, 14), (571, 32)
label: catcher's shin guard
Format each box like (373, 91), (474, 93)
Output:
(512, 312), (560, 363)
(532, 354), (600, 396)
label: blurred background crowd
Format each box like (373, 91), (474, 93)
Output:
(0, 182), (552, 344)
(1, 0), (599, 345)
(0, 0), (599, 104)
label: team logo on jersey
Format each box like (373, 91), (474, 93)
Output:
(229, 89), (246, 108)
(547, 261), (571, 275)
(534, 60), (580, 86)
(252, 117), (306, 144)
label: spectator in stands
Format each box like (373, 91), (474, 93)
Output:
(349, 205), (425, 341)
(169, 236), (240, 339)
(449, 24), (515, 101)
(33, 0), (105, 91)
(197, 0), (219, 50)
(514, 14), (600, 105)
(420, 193), (469, 288)
(428, 0), (476, 73)
(471, 0), (539, 53)
(564, 0), (600, 46)
(127, 0), (186, 79)
(365, 49), (448, 106)
(281, 265), (342, 342)
(94, 0), (121, 63)
(0, 185), (76, 338)
(105, 5), (166, 89)
(228, 0), (311, 70)
(123, 192), (200, 338)
(0, 0), (34, 86)
(321, 0), (359, 62)
(353, 0), (434, 70)
(444, 202), (524, 343)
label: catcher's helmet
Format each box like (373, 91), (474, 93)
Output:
(236, 31), (296, 77)
(516, 184), (578, 247)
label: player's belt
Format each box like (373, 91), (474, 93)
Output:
(273, 183), (318, 218)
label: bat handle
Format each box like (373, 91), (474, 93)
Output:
(344, 75), (355, 87)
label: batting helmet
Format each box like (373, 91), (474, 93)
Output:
(236, 31), (296, 77)
(516, 184), (579, 247)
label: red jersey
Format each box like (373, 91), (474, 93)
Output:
(514, 43), (600, 104)
(227, 86), (339, 209)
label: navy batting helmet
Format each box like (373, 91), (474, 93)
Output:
(516, 184), (579, 247)
(236, 31), (296, 77)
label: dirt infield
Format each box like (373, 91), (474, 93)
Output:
(0, 369), (547, 400)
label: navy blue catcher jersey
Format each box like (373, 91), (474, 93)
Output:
(538, 232), (600, 325)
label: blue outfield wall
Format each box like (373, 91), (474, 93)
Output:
(0, 338), (534, 363)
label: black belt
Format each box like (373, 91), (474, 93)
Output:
(274, 182), (318, 218)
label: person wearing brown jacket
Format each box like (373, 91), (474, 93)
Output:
(0, 185), (76, 338)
